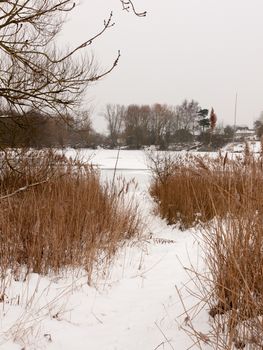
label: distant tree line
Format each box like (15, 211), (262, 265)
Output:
(0, 99), (237, 150)
(103, 100), (235, 150)
(0, 109), (104, 149)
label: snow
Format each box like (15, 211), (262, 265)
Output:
(235, 129), (255, 135)
(0, 149), (211, 350)
(222, 140), (261, 153)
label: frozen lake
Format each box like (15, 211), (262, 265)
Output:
(65, 149), (152, 190)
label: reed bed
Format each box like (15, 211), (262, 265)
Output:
(203, 213), (263, 349)
(0, 149), (141, 281)
(148, 148), (263, 349)
(149, 150), (263, 228)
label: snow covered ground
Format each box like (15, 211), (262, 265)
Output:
(0, 149), (211, 350)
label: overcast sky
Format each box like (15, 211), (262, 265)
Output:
(62, 0), (263, 132)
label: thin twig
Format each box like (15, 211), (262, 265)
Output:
(153, 340), (168, 350)
(120, 0), (147, 17)
(0, 178), (49, 200)
(111, 146), (121, 190)
(154, 322), (175, 350)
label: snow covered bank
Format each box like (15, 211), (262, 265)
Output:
(0, 149), (210, 350)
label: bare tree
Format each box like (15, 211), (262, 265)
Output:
(0, 1), (123, 116)
(149, 104), (174, 147)
(175, 99), (200, 134)
(121, 104), (174, 149)
(123, 104), (150, 148)
(104, 104), (125, 147)
(0, 1), (145, 117)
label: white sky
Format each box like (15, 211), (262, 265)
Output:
(62, 0), (263, 132)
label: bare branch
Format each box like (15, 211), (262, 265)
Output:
(120, 0), (147, 17)
(0, 178), (49, 200)
(0, 1), (119, 115)
(0, 1), (145, 118)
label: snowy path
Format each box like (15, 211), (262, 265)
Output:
(46, 232), (200, 350)
(1, 150), (210, 350)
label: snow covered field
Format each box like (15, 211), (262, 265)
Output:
(0, 149), (211, 350)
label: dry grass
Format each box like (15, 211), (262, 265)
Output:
(148, 150), (263, 228)
(148, 149), (263, 349)
(203, 213), (263, 349)
(0, 149), (141, 281)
